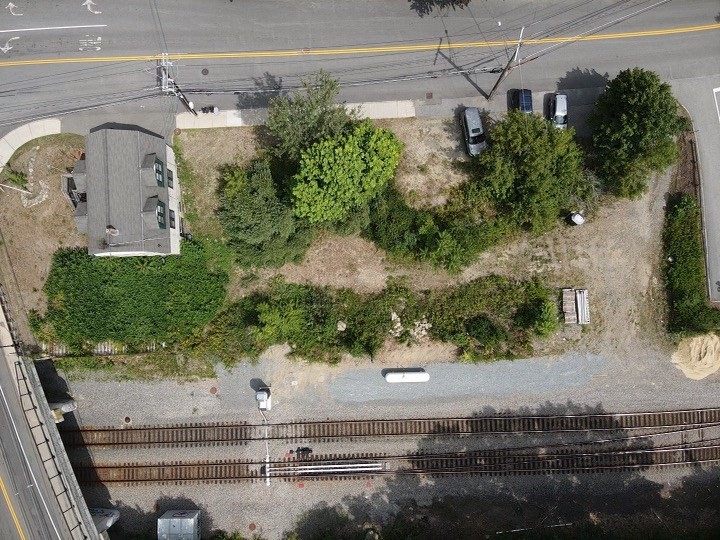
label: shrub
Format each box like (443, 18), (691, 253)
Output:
(591, 67), (682, 198)
(199, 276), (557, 364)
(218, 160), (314, 267)
(292, 119), (403, 224)
(663, 195), (720, 332)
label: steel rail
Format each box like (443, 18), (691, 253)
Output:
(60, 408), (720, 447)
(73, 441), (720, 484)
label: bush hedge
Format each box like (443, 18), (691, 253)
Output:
(42, 243), (228, 352)
(193, 275), (558, 364)
(663, 195), (720, 332)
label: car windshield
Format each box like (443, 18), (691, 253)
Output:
(469, 133), (485, 144)
(554, 114), (567, 125)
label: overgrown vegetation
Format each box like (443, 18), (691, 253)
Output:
(591, 67), (683, 199)
(364, 110), (588, 273)
(190, 276), (557, 364)
(292, 119), (403, 224)
(56, 352), (216, 381)
(267, 70), (357, 163)
(218, 159), (314, 267)
(40, 243), (228, 353)
(663, 195), (720, 333)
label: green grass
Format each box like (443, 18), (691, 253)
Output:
(55, 352), (216, 382)
(663, 194), (720, 333)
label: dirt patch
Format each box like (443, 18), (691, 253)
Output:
(375, 117), (470, 208)
(671, 129), (697, 196)
(279, 235), (389, 293)
(671, 334), (720, 380)
(0, 134), (86, 315)
(177, 126), (266, 238)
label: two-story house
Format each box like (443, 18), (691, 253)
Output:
(62, 124), (183, 256)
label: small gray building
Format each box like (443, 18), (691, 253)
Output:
(63, 124), (183, 257)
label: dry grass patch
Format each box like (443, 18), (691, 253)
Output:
(0, 134), (86, 313)
(375, 117), (470, 207)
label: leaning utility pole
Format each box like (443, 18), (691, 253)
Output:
(488, 26), (524, 100)
(158, 54), (197, 116)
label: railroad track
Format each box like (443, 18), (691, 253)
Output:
(60, 408), (720, 448)
(73, 441), (720, 485)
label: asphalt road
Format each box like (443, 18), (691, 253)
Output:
(0, 346), (69, 540)
(0, 0), (718, 130)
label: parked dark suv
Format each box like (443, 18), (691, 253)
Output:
(511, 88), (533, 114)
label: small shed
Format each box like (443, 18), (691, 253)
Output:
(157, 510), (201, 540)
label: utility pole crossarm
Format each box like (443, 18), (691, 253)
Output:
(488, 26), (525, 101)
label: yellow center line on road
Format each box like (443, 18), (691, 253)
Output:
(0, 473), (27, 540)
(0, 22), (718, 68)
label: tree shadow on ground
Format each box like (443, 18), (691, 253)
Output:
(556, 68), (609, 91)
(408, 0), (470, 18)
(236, 72), (284, 109)
(80, 493), (215, 539)
(286, 401), (720, 539)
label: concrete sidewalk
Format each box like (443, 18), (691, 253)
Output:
(0, 88), (603, 169)
(175, 87), (602, 137)
(0, 118), (61, 173)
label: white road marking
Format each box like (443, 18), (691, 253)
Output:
(82, 0), (101, 15)
(78, 35), (101, 51)
(714, 87), (720, 124)
(0, 37), (18, 54)
(0, 24), (106, 34)
(5, 2), (23, 16)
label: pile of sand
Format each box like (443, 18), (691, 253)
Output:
(672, 333), (720, 380)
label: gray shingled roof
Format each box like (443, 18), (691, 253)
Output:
(85, 128), (172, 255)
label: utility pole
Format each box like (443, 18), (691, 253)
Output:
(488, 26), (524, 100)
(158, 54), (197, 116)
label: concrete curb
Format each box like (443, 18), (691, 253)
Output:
(175, 99), (417, 130)
(0, 118), (62, 174)
(678, 103), (714, 303)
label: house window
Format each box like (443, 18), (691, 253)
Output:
(154, 158), (164, 187)
(167, 168), (174, 189)
(169, 209), (176, 229)
(156, 200), (166, 229)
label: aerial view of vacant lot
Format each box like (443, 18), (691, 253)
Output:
(1, 3), (720, 536)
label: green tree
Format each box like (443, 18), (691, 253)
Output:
(266, 70), (356, 163)
(590, 67), (682, 198)
(465, 109), (585, 233)
(292, 119), (403, 224)
(218, 160), (313, 268)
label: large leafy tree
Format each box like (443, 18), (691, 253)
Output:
(218, 160), (313, 267)
(292, 119), (403, 224)
(466, 109), (585, 233)
(266, 70), (356, 163)
(590, 67), (682, 198)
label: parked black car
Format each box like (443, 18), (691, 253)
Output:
(511, 88), (533, 114)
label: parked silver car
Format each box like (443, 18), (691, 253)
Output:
(459, 107), (487, 156)
(550, 93), (568, 129)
